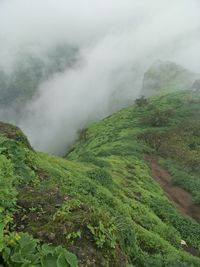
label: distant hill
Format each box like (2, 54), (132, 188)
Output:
(141, 60), (199, 96)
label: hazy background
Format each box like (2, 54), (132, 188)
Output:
(0, 0), (199, 154)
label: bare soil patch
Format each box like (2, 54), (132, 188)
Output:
(145, 155), (200, 257)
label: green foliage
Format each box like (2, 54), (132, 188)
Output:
(169, 214), (200, 248)
(0, 213), (13, 253)
(66, 231), (82, 244)
(2, 233), (78, 267)
(141, 107), (175, 127)
(0, 155), (17, 209)
(160, 160), (200, 203)
(116, 218), (138, 260)
(88, 220), (117, 249)
(87, 168), (113, 186)
(0, 136), (37, 182)
(135, 96), (148, 107)
(53, 199), (82, 222)
(78, 152), (110, 168)
(0, 122), (32, 149)
(140, 120), (200, 175)
(148, 195), (200, 248)
(1, 214), (78, 266)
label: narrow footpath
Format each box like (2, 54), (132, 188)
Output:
(145, 155), (200, 257)
(145, 155), (200, 224)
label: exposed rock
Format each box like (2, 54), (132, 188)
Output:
(181, 240), (187, 246)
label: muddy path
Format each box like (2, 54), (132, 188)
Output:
(145, 155), (200, 224)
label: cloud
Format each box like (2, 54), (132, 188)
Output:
(0, 0), (199, 153)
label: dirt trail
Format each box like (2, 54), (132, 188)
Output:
(145, 155), (200, 224)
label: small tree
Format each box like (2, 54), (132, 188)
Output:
(135, 96), (148, 107)
(142, 108), (174, 127)
(192, 79), (200, 91)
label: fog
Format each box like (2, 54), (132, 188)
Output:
(0, 0), (200, 154)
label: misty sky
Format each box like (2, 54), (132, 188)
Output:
(0, 0), (200, 154)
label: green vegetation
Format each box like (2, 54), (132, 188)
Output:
(1, 231), (78, 267)
(1, 64), (200, 266)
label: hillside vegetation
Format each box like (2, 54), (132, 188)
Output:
(0, 64), (200, 266)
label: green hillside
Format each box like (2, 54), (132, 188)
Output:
(0, 69), (200, 266)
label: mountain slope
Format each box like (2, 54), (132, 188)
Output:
(1, 73), (200, 265)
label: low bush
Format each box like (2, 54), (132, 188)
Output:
(87, 168), (113, 187)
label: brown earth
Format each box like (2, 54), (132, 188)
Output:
(145, 155), (200, 257)
(145, 155), (200, 224)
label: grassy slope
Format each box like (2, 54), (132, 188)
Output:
(0, 90), (200, 265)
(67, 89), (200, 266)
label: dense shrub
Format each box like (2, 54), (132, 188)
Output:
(0, 136), (36, 181)
(141, 108), (175, 127)
(87, 168), (113, 186)
(0, 155), (17, 209)
(135, 96), (148, 107)
(78, 152), (110, 168)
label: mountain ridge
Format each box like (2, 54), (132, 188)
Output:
(0, 64), (200, 266)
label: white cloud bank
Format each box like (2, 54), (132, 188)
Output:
(0, 0), (199, 153)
